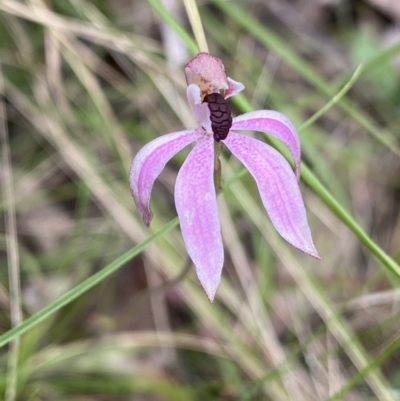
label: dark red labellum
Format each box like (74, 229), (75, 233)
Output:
(203, 93), (232, 142)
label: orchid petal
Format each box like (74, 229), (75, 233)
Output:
(232, 110), (301, 180)
(223, 132), (320, 258)
(175, 135), (223, 301)
(129, 129), (202, 226)
(225, 77), (245, 98)
(187, 84), (212, 134)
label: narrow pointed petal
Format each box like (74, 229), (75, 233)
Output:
(231, 110), (301, 180)
(130, 129), (202, 226)
(225, 77), (245, 98)
(187, 84), (212, 134)
(175, 136), (223, 301)
(223, 133), (320, 258)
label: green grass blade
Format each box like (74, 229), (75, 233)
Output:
(326, 335), (400, 401)
(212, 0), (400, 156)
(146, 0), (197, 54)
(0, 218), (178, 348)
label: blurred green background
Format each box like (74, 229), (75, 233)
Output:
(1, 0), (400, 400)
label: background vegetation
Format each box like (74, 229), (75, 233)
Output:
(1, 0), (400, 400)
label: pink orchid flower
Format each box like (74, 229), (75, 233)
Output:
(130, 52), (320, 301)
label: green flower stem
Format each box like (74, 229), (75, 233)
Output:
(214, 141), (222, 193)
(182, 0), (209, 52)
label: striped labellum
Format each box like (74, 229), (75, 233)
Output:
(203, 92), (232, 142)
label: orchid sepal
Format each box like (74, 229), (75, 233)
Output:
(175, 135), (224, 301)
(223, 132), (320, 259)
(129, 129), (203, 226)
(187, 84), (212, 134)
(232, 110), (301, 180)
(225, 77), (245, 98)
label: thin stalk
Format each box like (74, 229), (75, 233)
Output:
(147, 0), (198, 53)
(0, 66), (22, 401)
(214, 141), (222, 193)
(182, 0), (208, 52)
(326, 334), (400, 401)
(299, 63), (364, 131)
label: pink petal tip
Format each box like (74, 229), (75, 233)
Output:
(174, 136), (224, 301)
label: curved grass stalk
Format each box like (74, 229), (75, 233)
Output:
(0, 219), (178, 348)
(326, 334), (400, 401)
(212, 0), (400, 157)
(298, 63), (364, 131)
(182, 0), (209, 52)
(146, 0), (197, 53)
